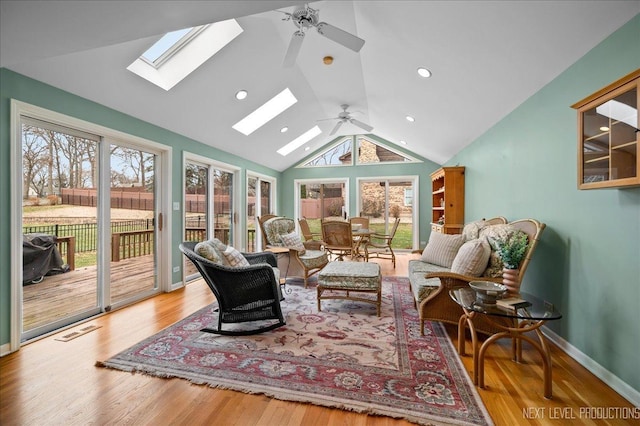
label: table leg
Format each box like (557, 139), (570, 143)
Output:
(458, 310), (479, 385)
(477, 322), (553, 399)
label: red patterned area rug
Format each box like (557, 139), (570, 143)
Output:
(97, 277), (492, 426)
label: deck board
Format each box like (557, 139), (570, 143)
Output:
(23, 255), (156, 330)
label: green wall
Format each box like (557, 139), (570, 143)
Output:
(279, 134), (440, 246)
(448, 14), (640, 393)
(0, 69), (280, 347)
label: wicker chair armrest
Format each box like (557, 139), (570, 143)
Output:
(425, 271), (502, 290)
(302, 240), (323, 250)
(243, 251), (277, 267)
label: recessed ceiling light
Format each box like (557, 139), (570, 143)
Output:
(399, 140), (407, 145)
(232, 88), (297, 136)
(417, 67), (432, 78)
(235, 90), (248, 100)
(280, 126), (289, 133)
(406, 115), (415, 123)
(277, 126), (322, 156)
(305, 146), (310, 151)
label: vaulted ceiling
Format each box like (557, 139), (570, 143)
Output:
(2, 1), (638, 171)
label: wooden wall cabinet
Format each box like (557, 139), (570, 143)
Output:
(572, 69), (640, 189)
(430, 166), (465, 234)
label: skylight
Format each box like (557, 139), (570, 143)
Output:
(233, 88), (298, 136)
(127, 19), (243, 91)
(141, 27), (196, 66)
(277, 126), (322, 156)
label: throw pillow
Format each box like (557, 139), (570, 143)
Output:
(421, 232), (465, 268)
(211, 239), (250, 267)
(451, 237), (491, 276)
(194, 240), (223, 264)
(280, 232), (306, 255)
(462, 220), (487, 241)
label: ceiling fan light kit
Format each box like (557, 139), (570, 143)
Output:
(281, 4), (365, 67)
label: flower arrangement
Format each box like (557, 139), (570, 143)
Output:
(496, 232), (528, 269)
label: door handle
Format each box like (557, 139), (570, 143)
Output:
(158, 212), (163, 231)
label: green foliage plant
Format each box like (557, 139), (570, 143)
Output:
(496, 232), (528, 269)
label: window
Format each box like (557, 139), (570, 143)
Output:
(356, 137), (419, 164)
(299, 137), (353, 167)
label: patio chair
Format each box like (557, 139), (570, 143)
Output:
(298, 218), (322, 242)
(364, 217), (401, 267)
(321, 220), (357, 261)
(179, 241), (286, 335)
(258, 216), (329, 288)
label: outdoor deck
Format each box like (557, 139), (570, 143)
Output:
(23, 255), (156, 331)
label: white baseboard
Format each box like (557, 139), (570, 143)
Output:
(0, 342), (14, 357)
(169, 281), (185, 292)
(543, 326), (640, 406)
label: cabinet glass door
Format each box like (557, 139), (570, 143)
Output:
(581, 87), (637, 183)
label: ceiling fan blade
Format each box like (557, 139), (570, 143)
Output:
(330, 120), (343, 136)
(283, 31), (305, 67)
(350, 118), (373, 132)
(315, 22), (365, 52)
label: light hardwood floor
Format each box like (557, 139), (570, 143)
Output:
(0, 254), (635, 426)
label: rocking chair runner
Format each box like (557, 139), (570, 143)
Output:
(179, 241), (286, 335)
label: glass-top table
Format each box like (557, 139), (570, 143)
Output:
(451, 287), (562, 321)
(450, 287), (562, 399)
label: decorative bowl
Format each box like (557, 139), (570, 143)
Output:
(469, 281), (507, 305)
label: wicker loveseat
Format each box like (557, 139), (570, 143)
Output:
(409, 217), (546, 336)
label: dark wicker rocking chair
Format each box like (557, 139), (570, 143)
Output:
(179, 241), (286, 336)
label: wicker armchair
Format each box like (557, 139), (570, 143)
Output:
(179, 241), (286, 335)
(415, 218), (546, 336)
(258, 216), (329, 288)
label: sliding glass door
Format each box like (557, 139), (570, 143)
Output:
(109, 144), (159, 305)
(19, 115), (166, 341)
(20, 119), (101, 337)
(247, 173), (275, 252)
(357, 178), (417, 250)
(296, 179), (348, 238)
(183, 156), (239, 279)
(184, 161), (210, 279)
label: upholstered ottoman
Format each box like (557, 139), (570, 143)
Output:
(317, 261), (382, 316)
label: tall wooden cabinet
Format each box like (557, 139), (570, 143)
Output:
(430, 166), (465, 234)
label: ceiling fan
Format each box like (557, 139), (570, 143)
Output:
(319, 104), (374, 136)
(280, 4), (365, 67)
